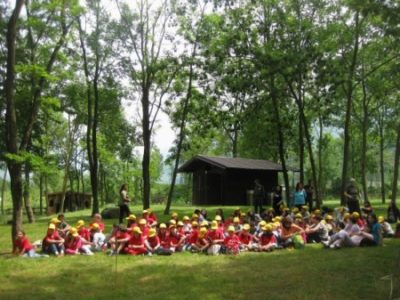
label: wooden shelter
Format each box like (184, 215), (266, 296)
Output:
(47, 191), (92, 215)
(178, 155), (293, 206)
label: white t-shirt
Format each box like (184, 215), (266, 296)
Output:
(92, 232), (106, 249)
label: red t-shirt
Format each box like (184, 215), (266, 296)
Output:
(65, 236), (82, 251)
(207, 229), (224, 242)
(78, 227), (91, 242)
(260, 233), (277, 246)
(15, 237), (33, 252)
(129, 234), (144, 246)
(158, 232), (171, 248)
(43, 230), (62, 248)
(188, 229), (199, 244)
(140, 226), (149, 238)
(146, 236), (160, 248)
(170, 231), (184, 246)
(116, 231), (130, 241)
(224, 234), (241, 249)
(238, 232), (253, 245)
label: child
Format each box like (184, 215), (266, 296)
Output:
(145, 228), (160, 255)
(125, 226), (148, 255)
(378, 216), (394, 237)
(158, 223), (171, 251)
(280, 216), (305, 248)
(90, 223), (106, 252)
(182, 216), (192, 235)
(238, 224), (256, 251)
(76, 220), (91, 243)
(14, 231), (48, 258)
(207, 221), (224, 255)
(90, 213), (105, 233)
(259, 224), (278, 252)
(224, 226), (241, 255)
(65, 227), (83, 255)
(42, 223), (65, 256)
(109, 225), (130, 255)
(191, 227), (209, 253)
(169, 224), (186, 252)
(138, 218), (150, 238)
(126, 214), (137, 232)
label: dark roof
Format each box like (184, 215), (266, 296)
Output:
(178, 155), (296, 172)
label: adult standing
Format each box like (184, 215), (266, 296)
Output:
(304, 180), (314, 211)
(293, 182), (307, 209)
(253, 179), (265, 215)
(344, 178), (361, 214)
(272, 185), (283, 216)
(119, 183), (131, 224)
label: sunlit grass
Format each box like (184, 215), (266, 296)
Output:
(0, 201), (398, 299)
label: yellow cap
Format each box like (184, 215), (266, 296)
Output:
(159, 223), (167, 229)
(69, 227), (78, 237)
(199, 227), (208, 237)
(302, 205), (309, 211)
(90, 223), (100, 230)
(243, 224), (250, 231)
(295, 213), (302, 219)
(314, 209), (321, 215)
(133, 226), (142, 234)
(325, 215), (333, 220)
(240, 212), (246, 217)
(292, 207), (299, 213)
(139, 219), (147, 225)
(215, 215), (222, 221)
(126, 214), (137, 221)
(148, 228), (156, 238)
(50, 218), (61, 224)
(211, 220), (218, 230)
(142, 210), (149, 214)
(233, 217), (240, 223)
(259, 221), (267, 227)
(192, 221), (199, 227)
(378, 216), (384, 223)
(263, 224), (273, 232)
(177, 221), (184, 227)
(48, 223), (56, 230)
(76, 220), (85, 228)
(351, 212), (360, 219)
(171, 212), (178, 218)
(192, 214), (199, 219)
(227, 225), (235, 232)
(343, 213), (351, 220)
(183, 216), (190, 221)
(200, 220), (208, 227)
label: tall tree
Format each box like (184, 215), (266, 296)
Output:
(117, 0), (178, 209)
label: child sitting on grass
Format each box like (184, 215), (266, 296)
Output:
(191, 227), (209, 253)
(14, 230), (48, 258)
(224, 226), (241, 255)
(42, 223), (65, 256)
(258, 224), (278, 252)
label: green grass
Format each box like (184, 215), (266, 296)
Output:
(0, 202), (399, 300)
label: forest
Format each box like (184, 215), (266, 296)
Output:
(1, 0), (400, 243)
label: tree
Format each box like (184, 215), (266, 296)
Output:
(117, 0), (178, 209)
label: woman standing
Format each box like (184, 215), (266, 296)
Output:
(292, 182), (307, 209)
(119, 184), (131, 224)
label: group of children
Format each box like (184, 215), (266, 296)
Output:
(13, 205), (397, 257)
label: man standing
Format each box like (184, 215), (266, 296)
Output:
(344, 178), (361, 214)
(254, 179), (265, 215)
(304, 180), (314, 211)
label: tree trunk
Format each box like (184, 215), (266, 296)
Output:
(39, 174), (43, 215)
(91, 78), (100, 214)
(1, 166), (7, 215)
(340, 11), (360, 205)
(23, 163), (35, 223)
(391, 123), (400, 205)
(164, 43), (197, 215)
(270, 77), (290, 203)
(299, 112), (304, 183)
(4, 0), (25, 249)
(360, 76), (369, 203)
(378, 108), (386, 204)
(142, 90), (151, 210)
(317, 114), (324, 200)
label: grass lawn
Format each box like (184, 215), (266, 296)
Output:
(0, 201), (399, 300)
